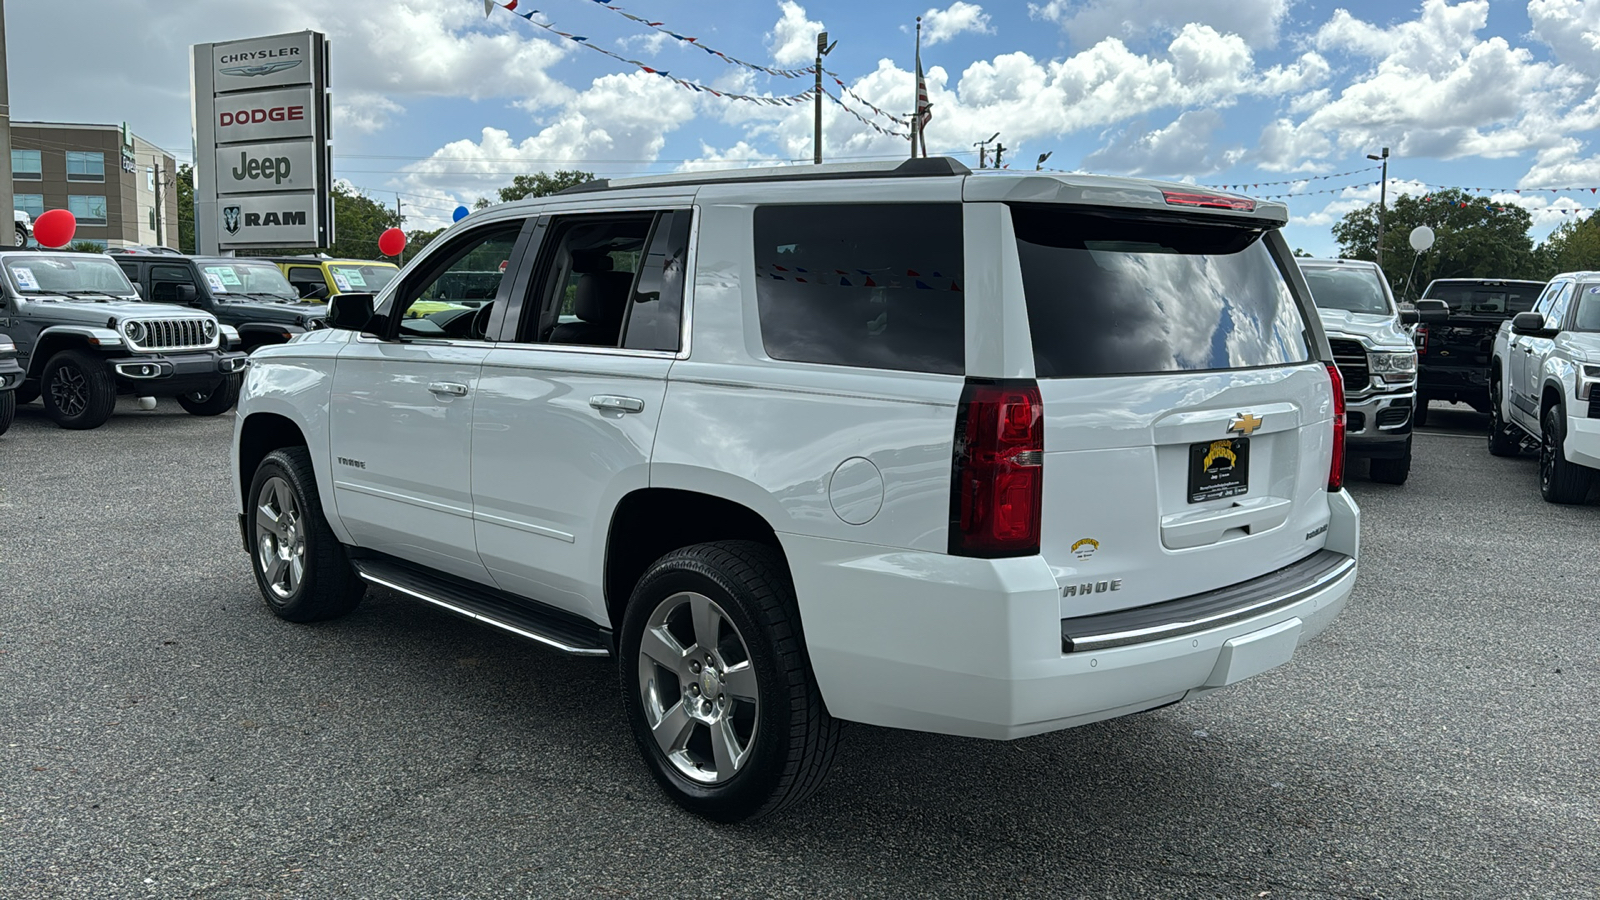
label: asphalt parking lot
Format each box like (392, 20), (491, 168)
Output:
(2, 399), (1596, 899)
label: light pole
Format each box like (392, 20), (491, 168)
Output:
(973, 132), (999, 169)
(1367, 147), (1390, 271)
(812, 32), (835, 165)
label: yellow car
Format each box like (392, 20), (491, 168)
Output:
(265, 257), (400, 300)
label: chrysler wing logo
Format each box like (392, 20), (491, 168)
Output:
(1228, 412), (1264, 436)
(223, 206), (242, 236)
(220, 60), (302, 78)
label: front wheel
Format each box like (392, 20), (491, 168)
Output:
(620, 541), (840, 823)
(1412, 400), (1429, 429)
(1487, 380), (1520, 457)
(247, 447), (364, 621)
(1540, 404), (1592, 504)
(1369, 439), (1412, 484)
(14, 225), (26, 247)
(42, 349), (116, 430)
(176, 374), (241, 416)
(0, 390), (14, 436)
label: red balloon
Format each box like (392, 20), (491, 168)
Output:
(33, 209), (78, 249)
(378, 227), (406, 257)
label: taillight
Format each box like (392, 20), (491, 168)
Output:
(949, 379), (1043, 557)
(1161, 190), (1256, 212)
(1325, 362), (1346, 492)
(1415, 325), (1428, 355)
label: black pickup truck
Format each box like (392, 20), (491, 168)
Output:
(1412, 278), (1546, 426)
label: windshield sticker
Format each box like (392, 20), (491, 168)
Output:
(204, 272), (228, 293)
(331, 272), (352, 292)
(336, 269), (366, 288)
(205, 266), (242, 287)
(12, 267), (39, 290)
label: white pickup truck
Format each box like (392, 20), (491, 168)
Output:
(15, 210), (31, 247)
(1488, 271), (1600, 502)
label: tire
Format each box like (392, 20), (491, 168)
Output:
(1368, 438), (1412, 484)
(41, 349), (116, 430)
(14, 225), (26, 247)
(619, 541), (840, 823)
(175, 374), (241, 416)
(1539, 404), (1592, 504)
(247, 446), (364, 622)
(0, 390), (13, 436)
(14, 383), (39, 405)
(1411, 400), (1429, 429)
(1487, 380), (1519, 457)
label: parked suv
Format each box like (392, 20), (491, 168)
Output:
(1413, 278), (1545, 426)
(232, 159), (1360, 821)
(113, 255), (328, 352)
(1, 250), (246, 429)
(1297, 258), (1425, 484)
(1488, 272), (1600, 502)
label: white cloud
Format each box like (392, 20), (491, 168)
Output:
(337, 92), (405, 136)
(921, 3), (995, 46)
(1254, 119), (1334, 172)
(1082, 110), (1243, 176)
(1291, 180), (1429, 228)
(768, 1), (824, 66)
(676, 142), (785, 173)
(1528, 0), (1600, 76)
(1030, 0), (1290, 49)
(1519, 140), (1600, 188)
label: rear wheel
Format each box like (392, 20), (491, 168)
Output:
(0, 390), (14, 436)
(175, 374), (241, 416)
(42, 349), (116, 430)
(15, 225), (26, 247)
(248, 447), (364, 622)
(1539, 404), (1592, 504)
(1487, 380), (1519, 457)
(1369, 439), (1412, 484)
(620, 541), (840, 823)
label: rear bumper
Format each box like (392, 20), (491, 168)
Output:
(1418, 364), (1490, 405)
(785, 490), (1360, 740)
(1345, 389), (1412, 456)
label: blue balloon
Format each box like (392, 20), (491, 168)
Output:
(452, 205), (470, 222)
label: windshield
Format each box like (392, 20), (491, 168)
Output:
(1572, 285), (1600, 332)
(1011, 205), (1310, 377)
(5, 255), (135, 296)
(1422, 281), (1544, 315)
(199, 262), (298, 300)
(328, 263), (397, 294)
(1300, 266), (1392, 315)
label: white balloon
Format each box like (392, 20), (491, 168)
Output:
(1409, 225), (1436, 252)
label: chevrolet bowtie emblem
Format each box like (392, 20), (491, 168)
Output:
(1228, 413), (1264, 436)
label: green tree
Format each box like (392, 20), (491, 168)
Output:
(176, 163), (196, 253)
(496, 170), (595, 203)
(1534, 215), (1600, 277)
(1333, 188), (1538, 299)
(70, 241), (104, 253)
(326, 183), (403, 260)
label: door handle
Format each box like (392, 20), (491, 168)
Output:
(589, 395), (645, 414)
(428, 381), (469, 397)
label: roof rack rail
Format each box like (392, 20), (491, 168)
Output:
(554, 156), (973, 196)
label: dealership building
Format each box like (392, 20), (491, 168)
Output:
(11, 122), (181, 250)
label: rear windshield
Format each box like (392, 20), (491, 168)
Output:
(1299, 265), (1391, 315)
(1011, 206), (1310, 378)
(1421, 281), (1543, 315)
(754, 203), (963, 375)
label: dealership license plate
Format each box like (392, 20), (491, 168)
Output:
(1188, 437), (1250, 503)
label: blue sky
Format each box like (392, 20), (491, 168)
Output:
(10, 0), (1600, 254)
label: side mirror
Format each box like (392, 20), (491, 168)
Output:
(1414, 299), (1449, 324)
(175, 284), (198, 305)
(1511, 311), (1547, 336)
(326, 292), (376, 331)
(1399, 308), (1420, 326)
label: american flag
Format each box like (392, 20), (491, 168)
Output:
(915, 31), (932, 148)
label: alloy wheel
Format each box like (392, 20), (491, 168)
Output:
(255, 476), (306, 600)
(50, 364), (88, 417)
(1541, 423), (1556, 492)
(636, 591), (760, 784)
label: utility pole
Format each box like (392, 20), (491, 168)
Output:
(993, 142), (1006, 169)
(812, 32), (834, 165)
(973, 132), (999, 169)
(1368, 146), (1390, 271)
(0, 0), (14, 246)
(151, 157), (164, 247)
(395, 193), (403, 262)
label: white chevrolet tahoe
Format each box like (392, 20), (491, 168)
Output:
(1488, 271), (1600, 502)
(232, 158), (1360, 821)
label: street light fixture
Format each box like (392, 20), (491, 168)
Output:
(1367, 147), (1390, 270)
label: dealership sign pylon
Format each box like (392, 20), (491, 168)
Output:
(192, 31), (333, 253)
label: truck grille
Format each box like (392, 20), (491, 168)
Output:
(1328, 339), (1370, 393)
(127, 318), (215, 353)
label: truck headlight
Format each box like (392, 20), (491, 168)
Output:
(122, 320), (146, 343)
(203, 319), (218, 340)
(1578, 365), (1600, 401)
(1368, 350), (1417, 376)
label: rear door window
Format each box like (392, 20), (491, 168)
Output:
(1010, 205), (1310, 378)
(753, 203), (964, 375)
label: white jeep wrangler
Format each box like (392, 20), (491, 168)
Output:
(232, 158), (1360, 821)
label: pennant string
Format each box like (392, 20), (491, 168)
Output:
(572, 0), (816, 78)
